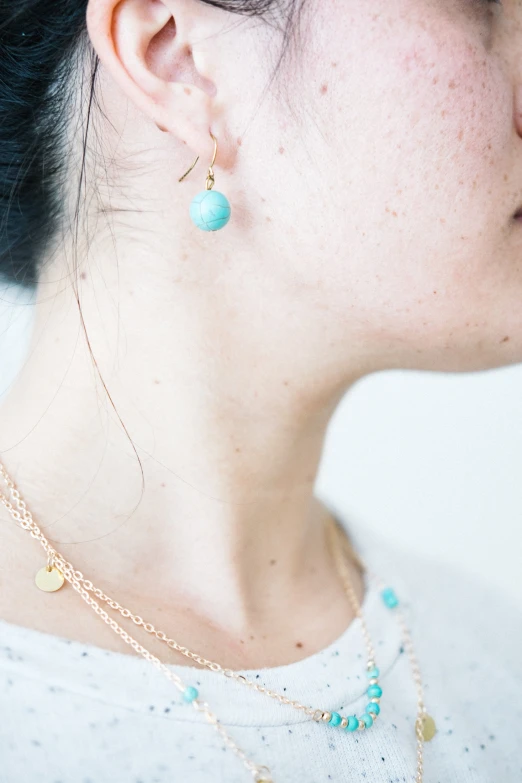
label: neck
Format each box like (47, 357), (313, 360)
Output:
(0, 237), (363, 643)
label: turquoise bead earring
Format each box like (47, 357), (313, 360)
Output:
(178, 130), (231, 231)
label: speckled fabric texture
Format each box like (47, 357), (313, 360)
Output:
(1, 510), (521, 783)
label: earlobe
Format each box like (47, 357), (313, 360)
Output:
(85, 0), (216, 158)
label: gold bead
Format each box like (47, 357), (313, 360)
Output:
(340, 717), (348, 729)
(312, 709), (323, 722)
(321, 711), (332, 723)
(357, 719), (365, 730)
(420, 713), (437, 741)
(254, 766), (273, 782)
(369, 678), (378, 685)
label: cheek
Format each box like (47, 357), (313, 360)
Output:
(319, 1), (511, 183)
(378, 30), (513, 262)
(314, 9), (512, 282)
(294, 5), (522, 364)
(392, 35), (510, 166)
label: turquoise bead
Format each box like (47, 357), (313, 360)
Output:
(329, 712), (342, 727)
(367, 684), (383, 698)
(361, 713), (374, 728)
(183, 686), (199, 702)
(190, 189), (231, 231)
(367, 666), (380, 679)
(367, 702), (380, 715)
(346, 715), (359, 731)
(381, 587), (399, 608)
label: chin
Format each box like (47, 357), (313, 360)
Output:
(381, 332), (522, 374)
(408, 347), (522, 374)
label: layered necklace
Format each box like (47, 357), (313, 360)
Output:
(0, 460), (437, 782)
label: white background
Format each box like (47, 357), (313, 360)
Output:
(1, 284), (521, 606)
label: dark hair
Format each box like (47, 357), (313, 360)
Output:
(0, 0), (300, 288)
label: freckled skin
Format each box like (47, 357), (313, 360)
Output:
(246, 0), (522, 375)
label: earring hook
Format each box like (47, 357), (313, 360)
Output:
(178, 130), (218, 191)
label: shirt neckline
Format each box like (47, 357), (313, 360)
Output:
(0, 506), (409, 727)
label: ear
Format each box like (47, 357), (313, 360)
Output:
(86, 0), (225, 163)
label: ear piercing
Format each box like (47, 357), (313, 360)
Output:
(179, 130), (231, 231)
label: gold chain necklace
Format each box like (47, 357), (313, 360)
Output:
(0, 460), (436, 782)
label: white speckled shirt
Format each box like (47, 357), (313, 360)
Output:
(1, 508), (521, 783)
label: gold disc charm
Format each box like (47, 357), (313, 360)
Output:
(420, 713), (437, 741)
(35, 565), (65, 592)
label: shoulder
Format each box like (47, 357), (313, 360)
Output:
(338, 510), (522, 672)
(383, 534), (522, 678)
(396, 542), (520, 635)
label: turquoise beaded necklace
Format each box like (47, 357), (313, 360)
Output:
(0, 460), (436, 783)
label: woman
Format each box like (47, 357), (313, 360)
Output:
(0, 0), (521, 781)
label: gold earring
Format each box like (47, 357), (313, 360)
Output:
(179, 130), (231, 231)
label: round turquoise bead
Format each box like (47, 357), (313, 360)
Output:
(190, 189), (231, 231)
(183, 686), (199, 702)
(367, 684), (383, 698)
(381, 587), (399, 608)
(329, 712), (342, 727)
(367, 702), (380, 715)
(346, 715), (359, 732)
(367, 666), (380, 679)
(361, 713), (374, 728)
